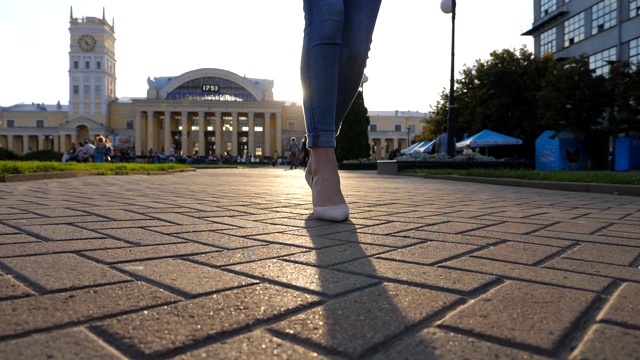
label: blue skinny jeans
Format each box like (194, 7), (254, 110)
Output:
(301, 0), (382, 148)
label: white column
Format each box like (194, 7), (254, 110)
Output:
(7, 135), (14, 152)
(231, 112), (238, 156)
(275, 112), (282, 155)
(248, 112), (255, 156)
(215, 113), (222, 155)
(181, 111), (188, 155)
(198, 111), (206, 156)
(134, 111), (143, 156)
(264, 112), (271, 158)
(147, 111), (155, 153)
(38, 136), (44, 151)
(164, 111), (172, 154)
(22, 135), (29, 154)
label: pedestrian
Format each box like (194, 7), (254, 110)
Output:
(435, 125), (449, 155)
(288, 137), (300, 169)
(301, 0), (381, 221)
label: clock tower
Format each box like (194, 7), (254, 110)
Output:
(68, 7), (116, 124)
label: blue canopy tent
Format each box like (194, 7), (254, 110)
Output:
(456, 129), (523, 155)
(400, 140), (428, 154)
(415, 139), (436, 153)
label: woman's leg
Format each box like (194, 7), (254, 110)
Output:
(301, 0), (380, 221)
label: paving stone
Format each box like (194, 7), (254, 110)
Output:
(0, 253), (131, 293)
(0, 281), (181, 338)
(115, 259), (258, 297)
(563, 243), (640, 266)
(597, 229), (640, 240)
(5, 215), (108, 226)
(228, 259), (378, 296)
(531, 230), (640, 247)
(218, 225), (302, 237)
(285, 223), (359, 237)
(270, 282), (463, 358)
(480, 222), (548, 234)
(544, 258), (640, 282)
(320, 231), (425, 248)
(141, 213), (213, 225)
(145, 223), (236, 234)
(442, 257), (613, 292)
(596, 282), (640, 329)
(0, 327), (125, 360)
(283, 243), (393, 267)
(413, 221), (490, 234)
(394, 230), (499, 246)
(333, 258), (498, 295)
(171, 329), (329, 359)
(463, 229), (577, 247)
(377, 241), (480, 265)
(81, 243), (219, 264)
(189, 244), (307, 267)
(569, 324), (640, 360)
(439, 281), (598, 355)
(76, 220), (175, 230)
(605, 223), (640, 235)
(92, 283), (320, 358)
(372, 327), (551, 360)
(96, 228), (186, 246)
(356, 222), (427, 235)
(471, 241), (563, 265)
(544, 221), (608, 234)
(82, 209), (153, 221)
(15, 224), (105, 241)
(249, 233), (345, 249)
(177, 232), (266, 249)
(0, 275), (34, 300)
(25, 208), (91, 217)
(0, 233), (40, 244)
(0, 239), (131, 258)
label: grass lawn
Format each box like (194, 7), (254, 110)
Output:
(403, 168), (640, 185)
(0, 161), (192, 176)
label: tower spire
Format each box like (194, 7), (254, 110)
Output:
(70, 6), (73, 20)
(102, 7), (105, 20)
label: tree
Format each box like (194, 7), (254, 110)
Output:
(336, 90), (371, 162)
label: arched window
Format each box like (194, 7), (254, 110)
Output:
(166, 77), (257, 101)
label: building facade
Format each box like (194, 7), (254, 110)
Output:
(523, 0), (640, 75)
(0, 9), (428, 160)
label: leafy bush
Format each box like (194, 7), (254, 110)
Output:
(23, 150), (65, 162)
(0, 148), (22, 161)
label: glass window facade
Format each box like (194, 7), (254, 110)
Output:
(592, 0), (617, 35)
(564, 12), (585, 47)
(6, 119), (15, 128)
(35, 119), (44, 128)
(541, 0), (556, 16)
(589, 46), (617, 76)
(166, 77), (258, 102)
(370, 124), (378, 132)
(73, 85), (79, 95)
(394, 124), (402, 132)
(630, 37), (639, 69)
(541, 27), (557, 54)
(84, 85), (90, 95)
(632, 0), (640, 18)
(287, 121), (296, 131)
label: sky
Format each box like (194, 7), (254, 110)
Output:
(0, 0), (534, 113)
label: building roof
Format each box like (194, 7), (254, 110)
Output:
(369, 110), (429, 118)
(1, 102), (67, 112)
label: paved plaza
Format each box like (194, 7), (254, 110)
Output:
(0, 167), (639, 359)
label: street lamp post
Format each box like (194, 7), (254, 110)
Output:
(441, 0), (456, 157)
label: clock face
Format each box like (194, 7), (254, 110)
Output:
(78, 34), (96, 52)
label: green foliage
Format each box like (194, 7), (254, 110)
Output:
(0, 161), (190, 175)
(336, 90), (371, 162)
(23, 150), (65, 162)
(403, 168), (640, 185)
(427, 46), (640, 168)
(0, 148), (22, 161)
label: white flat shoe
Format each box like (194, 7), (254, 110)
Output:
(313, 203), (349, 222)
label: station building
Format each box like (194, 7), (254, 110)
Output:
(0, 9), (428, 160)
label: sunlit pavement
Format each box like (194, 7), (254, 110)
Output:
(0, 167), (639, 359)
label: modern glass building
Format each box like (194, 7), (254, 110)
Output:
(523, 0), (640, 75)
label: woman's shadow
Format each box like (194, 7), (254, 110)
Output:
(268, 218), (448, 359)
